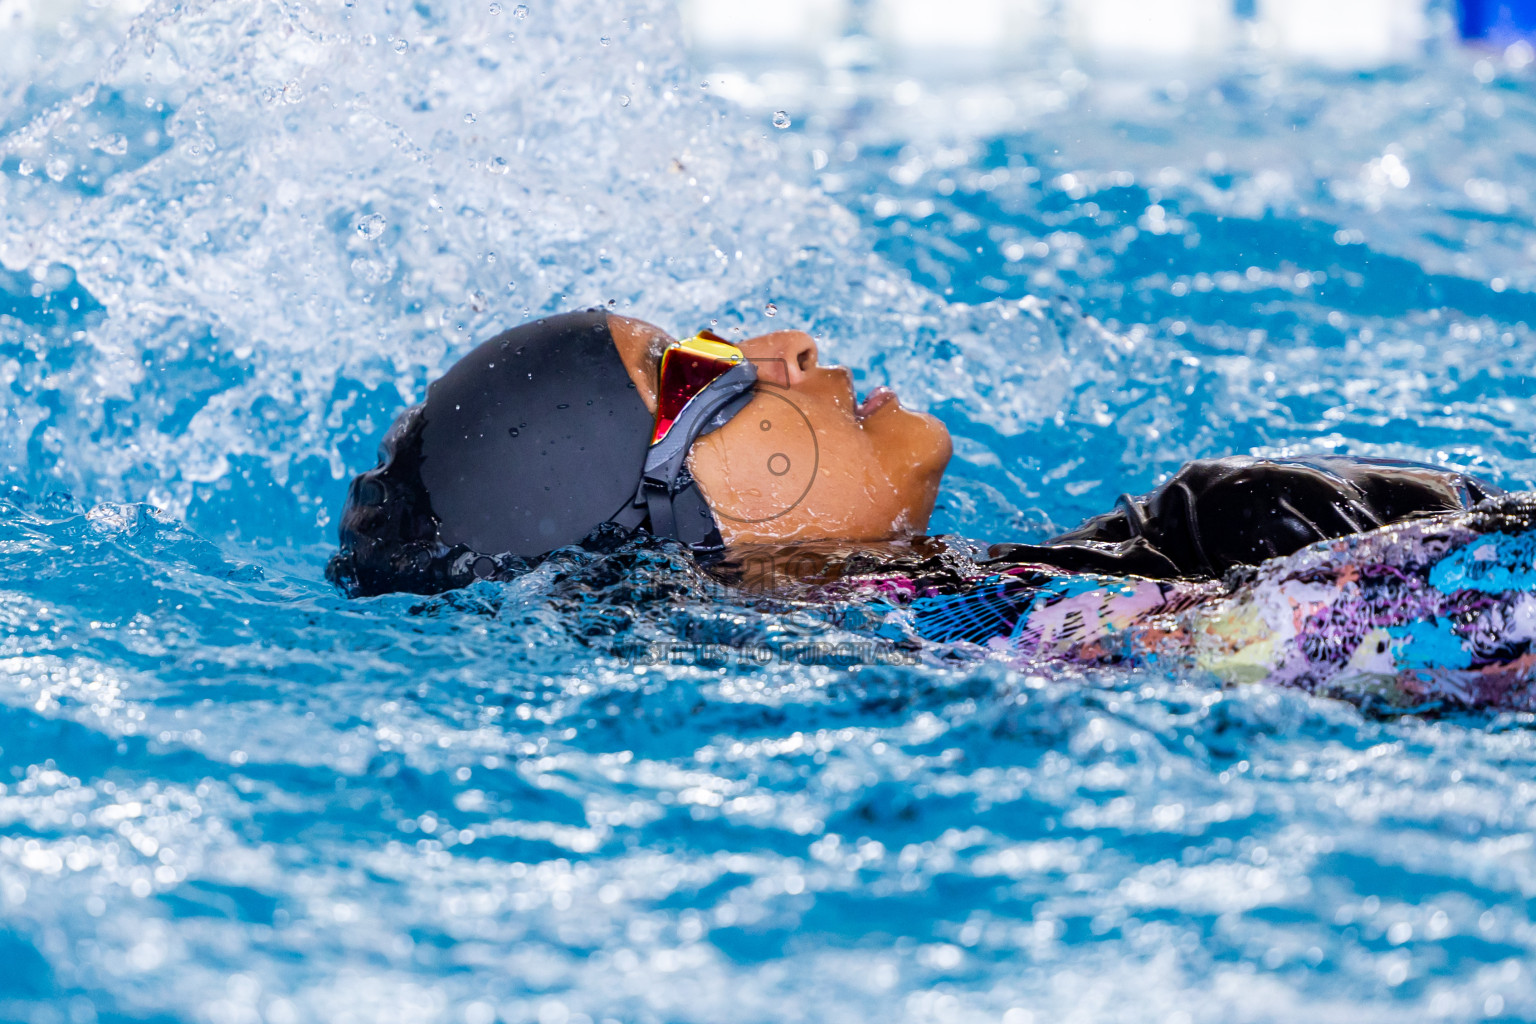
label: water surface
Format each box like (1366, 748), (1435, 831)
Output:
(3, 3), (1536, 1022)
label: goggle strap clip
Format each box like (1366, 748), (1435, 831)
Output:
(645, 479), (678, 541)
(639, 361), (755, 494)
(614, 361), (757, 547)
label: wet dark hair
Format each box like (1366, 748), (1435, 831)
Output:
(327, 402), (516, 596)
(328, 403), (455, 596)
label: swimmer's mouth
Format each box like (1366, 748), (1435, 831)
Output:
(855, 386), (896, 422)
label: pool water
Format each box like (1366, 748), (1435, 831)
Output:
(4, 1), (1536, 1021)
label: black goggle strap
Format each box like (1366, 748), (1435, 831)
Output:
(609, 360), (758, 547)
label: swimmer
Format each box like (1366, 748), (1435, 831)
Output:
(328, 309), (1534, 709)
(327, 308), (952, 596)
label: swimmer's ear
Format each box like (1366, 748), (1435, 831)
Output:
(608, 314), (671, 413)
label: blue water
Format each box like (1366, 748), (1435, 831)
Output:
(6, 2), (1536, 1021)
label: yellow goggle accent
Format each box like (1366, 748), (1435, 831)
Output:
(652, 329), (748, 444)
(672, 331), (745, 362)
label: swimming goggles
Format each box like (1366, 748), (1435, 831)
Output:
(610, 329), (759, 547)
(652, 330), (751, 443)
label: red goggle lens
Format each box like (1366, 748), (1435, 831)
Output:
(652, 333), (743, 443)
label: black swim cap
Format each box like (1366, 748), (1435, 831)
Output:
(327, 309), (742, 598)
(420, 308), (651, 557)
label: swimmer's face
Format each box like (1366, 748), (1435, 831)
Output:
(609, 315), (952, 544)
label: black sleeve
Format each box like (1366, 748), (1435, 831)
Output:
(985, 455), (1503, 581)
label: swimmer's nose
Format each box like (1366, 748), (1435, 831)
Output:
(739, 330), (819, 388)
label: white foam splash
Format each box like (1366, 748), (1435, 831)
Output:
(0, 1), (862, 522)
(0, 0), (1101, 546)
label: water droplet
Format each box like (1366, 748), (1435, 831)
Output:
(17, 159), (33, 176)
(486, 252), (497, 263)
(356, 213), (387, 240)
(464, 112), (477, 124)
(44, 156), (70, 181)
(489, 0), (501, 11)
(764, 302), (777, 317)
(599, 35), (610, 46)
(468, 290), (488, 312)
(618, 94), (631, 107)
(772, 110), (791, 130)
(350, 256), (390, 284)
(392, 38), (409, 53)
(508, 427), (519, 437)
(89, 132), (128, 156)
(512, 3), (528, 18)
(489, 156), (508, 174)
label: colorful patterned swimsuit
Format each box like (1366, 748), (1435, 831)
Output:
(893, 491), (1536, 713)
